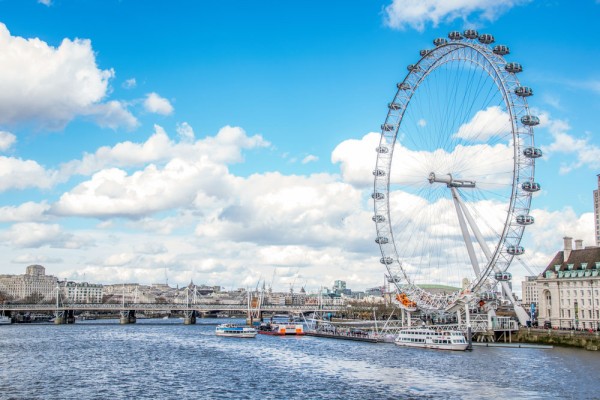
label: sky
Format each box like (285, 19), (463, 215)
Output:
(0, 0), (598, 293)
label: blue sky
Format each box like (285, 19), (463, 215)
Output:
(0, 0), (598, 292)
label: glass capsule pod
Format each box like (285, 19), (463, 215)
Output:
(480, 292), (497, 301)
(515, 86), (533, 97)
(522, 181), (541, 192)
(397, 82), (411, 90)
(523, 147), (543, 158)
(448, 31), (462, 40)
(478, 33), (495, 44)
(372, 215), (386, 223)
(388, 102), (402, 110)
(495, 272), (512, 281)
(376, 146), (389, 154)
(506, 245), (525, 255)
(493, 45), (510, 55)
(372, 169), (386, 177)
(516, 215), (535, 225)
(375, 237), (389, 244)
(372, 192), (385, 200)
(463, 29), (479, 39)
(419, 49), (431, 57)
(380, 257), (394, 265)
(505, 62), (523, 73)
(381, 123), (394, 131)
(521, 115), (540, 126)
(433, 37), (447, 46)
(407, 64), (421, 72)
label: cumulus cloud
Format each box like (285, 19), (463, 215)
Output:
(38, 0), (52, 6)
(12, 254), (62, 264)
(176, 122), (195, 142)
(0, 131), (16, 151)
(0, 202), (50, 222)
(0, 156), (59, 191)
(383, 0), (529, 31)
(143, 92), (174, 115)
(122, 78), (137, 89)
(454, 106), (511, 141)
(0, 23), (137, 130)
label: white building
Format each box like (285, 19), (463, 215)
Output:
(537, 237), (600, 330)
(0, 265), (58, 302)
(594, 174), (600, 246)
(62, 281), (103, 303)
(521, 276), (538, 306)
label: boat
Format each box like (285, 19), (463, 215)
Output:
(215, 324), (257, 338)
(0, 315), (11, 325)
(394, 328), (469, 351)
(258, 322), (304, 336)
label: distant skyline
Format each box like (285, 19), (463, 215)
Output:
(0, 0), (598, 292)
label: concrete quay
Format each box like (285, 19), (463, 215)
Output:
(514, 328), (600, 351)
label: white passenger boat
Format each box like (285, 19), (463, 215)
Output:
(0, 315), (11, 325)
(395, 328), (468, 351)
(215, 324), (257, 338)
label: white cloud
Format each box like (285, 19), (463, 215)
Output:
(38, 0), (51, 6)
(454, 106), (511, 141)
(383, 0), (529, 32)
(122, 78), (137, 89)
(12, 254), (62, 264)
(2, 223), (91, 249)
(0, 156), (58, 191)
(0, 131), (16, 151)
(301, 154), (318, 164)
(0, 202), (50, 222)
(539, 112), (600, 174)
(0, 23), (137, 130)
(176, 122), (195, 142)
(143, 92), (174, 115)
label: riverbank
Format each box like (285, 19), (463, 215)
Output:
(514, 328), (600, 351)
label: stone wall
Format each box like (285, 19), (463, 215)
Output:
(515, 328), (600, 351)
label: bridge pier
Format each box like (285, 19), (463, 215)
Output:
(120, 310), (137, 324)
(54, 310), (75, 324)
(183, 310), (197, 325)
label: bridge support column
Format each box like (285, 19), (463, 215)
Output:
(120, 310), (136, 324)
(54, 310), (75, 324)
(184, 310), (197, 325)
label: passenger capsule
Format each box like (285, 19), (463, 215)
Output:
(397, 82), (411, 90)
(463, 29), (479, 39)
(433, 37), (447, 47)
(376, 146), (389, 154)
(373, 169), (386, 177)
(516, 215), (535, 225)
(505, 62), (523, 73)
(388, 102), (402, 111)
(375, 237), (389, 244)
(372, 215), (386, 223)
(515, 86), (533, 97)
(493, 45), (510, 55)
(381, 123), (395, 132)
(521, 115), (540, 126)
(380, 257), (394, 265)
(495, 272), (512, 281)
(448, 31), (462, 40)
(521, 181), (541, 192)
(506, 245), (525, 255)
(419, 49), (432, 57)
(372, 192), (385, 200)
(480, 292), (497, 301)
(407, 64), (421, 72)
(478, 33), (495, 44)
(523, 147), (543, 158)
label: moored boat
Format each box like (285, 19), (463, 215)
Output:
(395, 328), (468, 351)
(258, 322), (304, 336)
(0, 315), (11, 325)
(215, 324), (257, 338)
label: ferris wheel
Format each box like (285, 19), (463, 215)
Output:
(372, 31), (541, 324)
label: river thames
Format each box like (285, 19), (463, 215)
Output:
(1, 319), (598, 399)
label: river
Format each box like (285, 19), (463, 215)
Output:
(0, 319), (598, 399)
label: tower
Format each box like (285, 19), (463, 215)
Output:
(595, 174), (600, 246)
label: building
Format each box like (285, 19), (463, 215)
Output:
(521, 276), (538, 307)
(594, 174), (600, 246)
(536, 237), (600, 330)
(0, 265), (58, 302)
(61, 281), (103, 303)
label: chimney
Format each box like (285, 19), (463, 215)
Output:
(574, 239), (583, 250)
(563, 236), (573, 261)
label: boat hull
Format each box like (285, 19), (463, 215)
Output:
(215, 324), (257, 338)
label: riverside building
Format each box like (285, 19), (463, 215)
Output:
(537, 237), (600, 330)
(0, 265), (58, 302)
(595, 174), (600, 246)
